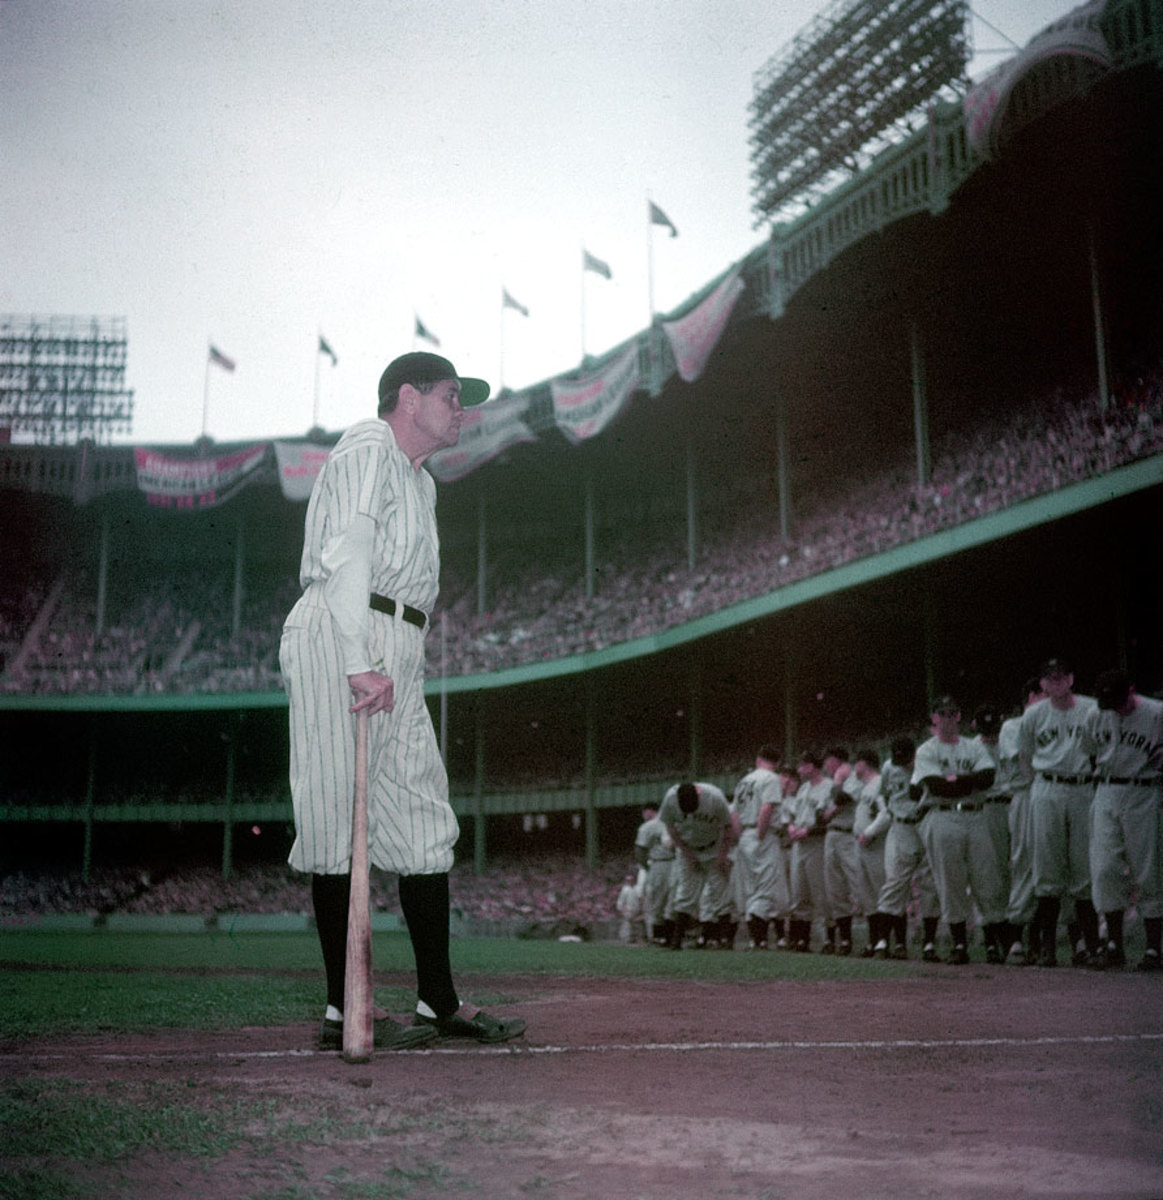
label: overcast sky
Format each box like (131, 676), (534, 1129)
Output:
(1, 0), (1075, 446)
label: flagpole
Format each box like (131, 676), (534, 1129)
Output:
(499, 291), (506, 393)
(580, 244), (587, 363)
(313, 334), (322, 429)
(647, 195), (656, 324)
(202, 343), (211, 440)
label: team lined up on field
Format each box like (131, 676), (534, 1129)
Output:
(623, 660), (1163, 973)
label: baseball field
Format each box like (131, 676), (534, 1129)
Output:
(2, 928), (1161, 1200)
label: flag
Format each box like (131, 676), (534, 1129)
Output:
(414, 315), (441, 346)
(502, 288), (529, 317)
(649, 201), (678, 237)
(318, 334), (338, 365)
(208, 344), (236, 372)
(582, 248), (612, 279)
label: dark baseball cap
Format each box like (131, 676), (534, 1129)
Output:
(1040, 657), (1071, 678)
(1094, 668), (1132, 711)
(932, 695), (960, 715)
(377, 351), (490, 408)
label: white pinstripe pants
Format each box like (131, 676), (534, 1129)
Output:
(281, 597), (458, 876)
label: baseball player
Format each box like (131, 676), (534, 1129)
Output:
(852, 748), (890, 956)
(971, 704), (1017, 964)
(1087, 668), (1163, 972)
(1018, 658), (1100, 967)
(281, 351), (525, 1049)
(786, 751), (833, 952)
(1000, 680), (1044, 964)
(658, 781), (733, 949)
(634, 805), (676, 946)
(913, 696), (1005, 964)
(871, 735), (941, 960)
(821, 747), (862, 954)
(730, 744), (791, 950)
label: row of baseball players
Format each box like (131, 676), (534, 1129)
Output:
(633, 658), (1163, 971)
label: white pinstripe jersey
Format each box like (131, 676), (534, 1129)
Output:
(1017, 695), (1098, 775)
(299, 419), (440, 613)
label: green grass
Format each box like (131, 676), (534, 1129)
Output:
(0, 929), (917, 1040)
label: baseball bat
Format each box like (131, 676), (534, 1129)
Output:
(343, 707), (374, 1063)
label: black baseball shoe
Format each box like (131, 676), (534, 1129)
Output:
(1136, 949), (1162, 973)
(948, 944), (970, 965)
(415, 1007), (527, 1044)
(922, 943), (939, 963)
(318, 1016), (438, 1052)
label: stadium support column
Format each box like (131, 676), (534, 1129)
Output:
(95, 511), (109, 639)
(584, 676), (598, 869)
(910, 321), (931, 485)
(221, 713), (238, 881)
(688, 652), (703, 778)
(686, 436), (699, 570)
(473, 700), (486, 874)
(1088, 220), (1110, 413)
(783, 623), (797, 760)
(775, 388), (791, 540)
(477, 490), (488, 616)
(232, 516), (245, 640)
(584, 469), (596, 602)
(82, 722), (97, 881)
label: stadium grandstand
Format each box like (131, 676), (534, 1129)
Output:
(2, 0), (1161, 896)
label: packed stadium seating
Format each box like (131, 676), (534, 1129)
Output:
(8, 362), (1153, 695)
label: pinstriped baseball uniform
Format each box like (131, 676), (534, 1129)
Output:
(1088, 693), (1163, 918)
(281, 418), (457, 877)
(1018, 694), (1098, 900)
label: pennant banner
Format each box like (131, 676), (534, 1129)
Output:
(550, 343), (641, 445)
(273, 440), (332, 501)
(318, 335), (338, 365)
(414, 315), (441, 346)
(650, 201), (678, 237)
(583, 248), (612, 279)
(134, 443), (269, 509)
(427, 392), (538, 482)
(661, 267), (745, 384)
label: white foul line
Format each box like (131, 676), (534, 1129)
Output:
(5, 1032), (1163, 1064)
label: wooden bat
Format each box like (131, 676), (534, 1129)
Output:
(343, 707), (374, 1063)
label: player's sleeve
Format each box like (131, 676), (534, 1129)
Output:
(321, 511), (375, 676)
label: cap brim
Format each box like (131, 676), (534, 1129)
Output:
(458, 377), (490, 407)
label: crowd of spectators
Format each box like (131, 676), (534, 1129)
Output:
(0, 854), (630, 936)
(1, 363), (1159, 695)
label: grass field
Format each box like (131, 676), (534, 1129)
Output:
(0, 928), (906, 1039)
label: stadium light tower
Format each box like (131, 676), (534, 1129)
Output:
(749, 0), (970, 225)
(0, 314), (135, 445)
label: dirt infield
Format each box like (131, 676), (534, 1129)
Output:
(5, 962), (1163, 1199)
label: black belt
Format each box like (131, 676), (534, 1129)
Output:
(369, 593), (428, 630)
(933, 801), (985, 813)
(1102, 776), (1162, 786)
(987, 795), (1012, 804)
(894, 813), (923, 825)
(827, 826), (854, 834)
(1040, 773), (1090, 785)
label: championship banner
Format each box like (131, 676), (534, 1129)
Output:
(964, 1), (1110, 160)
(661, 267), (745, 383)
(427, 391), (537, 482)
(274, 440), (331, 501)
(134, 443), (269, 509)
(550, 343), (641, 445)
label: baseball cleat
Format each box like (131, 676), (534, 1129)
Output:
(922, 943), (939, 963)
(415, 1008), (528, 1044)
(317, 1016), (438, 1052)
(872, 939), (889, 959)
(1005, 942), (1028, 966)
(948, 945), (970, 965)
(891, 944), (909, 960)
(1136, 949), (1162, 973)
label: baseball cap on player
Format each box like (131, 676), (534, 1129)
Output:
(1094, 668), (1132, 711)
(1040, 657), (1071, 679)
(377, 352), (490, 409)
(932, 695), (960, 715)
